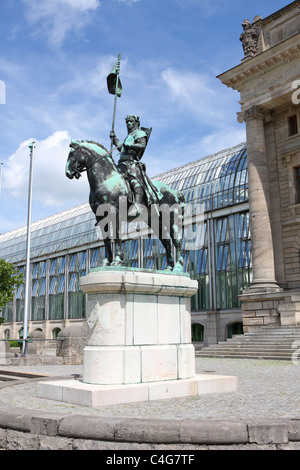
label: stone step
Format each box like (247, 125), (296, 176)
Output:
(196, 353), (294, 361)
(0, 368), (48, 379)
(0, 374), (24, 382)
(198, 326), (300, 360)
(233, 341), (300, 346)
(200, 344), (296, 353)
(251, 326), (300, 330)
(199, 343), (295, 351)
(197, 348), (293, 354)
(221, 337), (300, 343)
(244, 330), (300, 336)
(238, 338), (300, 343)
(196, 347), (294, 355)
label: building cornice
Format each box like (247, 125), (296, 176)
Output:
(218, 34), (300, 91)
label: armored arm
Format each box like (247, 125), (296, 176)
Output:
(125, 136), (147, 157)
(110, 131), (122, 152)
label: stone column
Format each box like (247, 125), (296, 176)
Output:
(240, 106), (280, 293)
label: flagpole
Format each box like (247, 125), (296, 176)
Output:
(22, 141), (35, 357)
(0, 163), (3, 202)
(110, 53), (121, 151)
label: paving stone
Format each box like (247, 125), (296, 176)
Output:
(0, 358), (299, 422)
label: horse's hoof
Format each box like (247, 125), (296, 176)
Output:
(173, 262), (184, 273)
(164, 265), (173, 272)
(111, 256), (124, 267)
(128, 206), (140, 217)
(102, 259), (111, 267)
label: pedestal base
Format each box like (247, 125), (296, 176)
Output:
(37, 374), (238, 408)
(37, 269), (237, 407)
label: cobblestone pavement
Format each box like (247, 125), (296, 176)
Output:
(0, 358), (299, 421)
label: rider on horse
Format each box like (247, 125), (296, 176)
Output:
(110, 115), (162, 217)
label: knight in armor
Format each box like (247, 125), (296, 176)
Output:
(110, 115), (161, 217)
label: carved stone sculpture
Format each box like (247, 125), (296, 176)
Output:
(240, 19), (259, 59)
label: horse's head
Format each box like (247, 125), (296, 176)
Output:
(65, 139), (110, 180)
(65, 139), (86, 180)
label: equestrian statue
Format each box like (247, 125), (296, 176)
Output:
(65, 57), (185, 272)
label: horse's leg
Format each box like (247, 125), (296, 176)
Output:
(95, 209), (115, 267)
(149, 207), (174, 271)
(170, 209), (184, 272)
(161, 236), (174, 271)
(159, 214), (174, 271)
(103, 239), (112, 266)
(111, 211), (124, 266)
(111, 239), (124, 266)
(100, 217), (112, 266)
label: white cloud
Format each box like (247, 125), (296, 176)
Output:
(116, 0), (140, 3)
(62, 0), (100, 10)
(162, 67), (214, 103)
(161, 66), (240, 125)
(21, 0), (100, 47)
(3, 131), (89, 209)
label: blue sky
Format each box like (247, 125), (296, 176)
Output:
(0, 0), (292, 233)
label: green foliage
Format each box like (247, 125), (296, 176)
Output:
(0, 317), (6, 325)
(0, 258), (23, 311)
(9, 340), (19, 348)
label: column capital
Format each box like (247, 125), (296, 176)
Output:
(237, 105), (271, 123)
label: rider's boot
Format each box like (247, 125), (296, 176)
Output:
(128, 187), (145, 218)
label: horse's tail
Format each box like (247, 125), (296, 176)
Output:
(177, 191), (185, 205)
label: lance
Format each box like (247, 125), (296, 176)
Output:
(107, 53), (122, 151)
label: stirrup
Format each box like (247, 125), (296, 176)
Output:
(128, 203), (142, 217)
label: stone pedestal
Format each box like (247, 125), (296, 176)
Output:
(37, 268), (237, 407)
(0, 340), (14, 365)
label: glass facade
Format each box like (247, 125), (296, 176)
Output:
(49, 257), (65, 320)
(156, 143), (248, 211)
(0, 142), (251, 324)
(68, 252), (86, 319)
(155, 142), (251, 310)
(32, 261), (47, 321)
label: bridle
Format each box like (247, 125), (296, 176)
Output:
(70, 145), (119, 176)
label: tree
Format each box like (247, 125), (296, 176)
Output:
(0, 258), (23, 315)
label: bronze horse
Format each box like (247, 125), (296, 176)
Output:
(65, 140), (185, 271)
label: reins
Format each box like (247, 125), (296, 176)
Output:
(81, 146), (120, 172)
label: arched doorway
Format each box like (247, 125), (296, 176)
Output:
(52, 328), (61, 339)
(227, 322), (243, 339)
(191, 323), (204, 342)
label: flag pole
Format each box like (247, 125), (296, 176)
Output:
(110, 53), (121, 151)
(22, 141), (35, 357)
(0, 163), (3, 202)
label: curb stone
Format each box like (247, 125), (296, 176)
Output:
(0, 401), (299, 449)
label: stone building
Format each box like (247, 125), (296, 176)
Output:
(218, 0), (300, 331)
